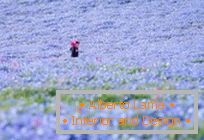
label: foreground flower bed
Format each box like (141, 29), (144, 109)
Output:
(0, 86), (204, 140)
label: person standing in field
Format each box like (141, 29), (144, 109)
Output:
(70, 39), (80, 57)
